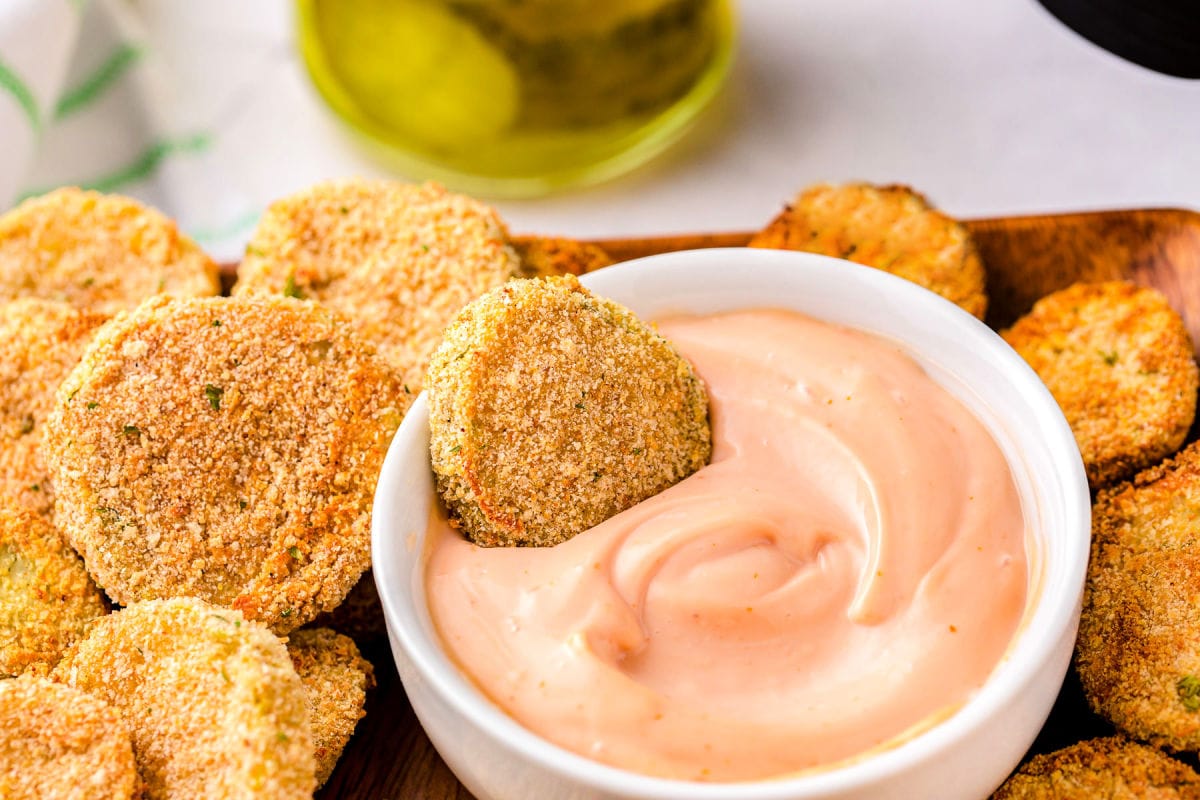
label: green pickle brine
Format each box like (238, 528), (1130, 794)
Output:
(297, 0), (734, 194)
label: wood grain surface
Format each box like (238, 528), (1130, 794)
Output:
(302, 207), (1200, 799)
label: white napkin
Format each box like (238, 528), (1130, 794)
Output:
(1, 0), (272, 263)
(0, 0), (82, 211)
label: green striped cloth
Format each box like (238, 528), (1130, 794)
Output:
(0, 0), (83, 205)
(1, 0), (261, 260)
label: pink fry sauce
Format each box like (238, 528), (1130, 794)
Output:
(426, 308), (1028, 782)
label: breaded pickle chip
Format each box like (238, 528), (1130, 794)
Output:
(513, 235), (614, 278)
(287, 628), (374, 787)
(0, 299), (107, 515)
(43, 295), (406, 632)
(234, 179), (520, 391)
(1002, 282), (1198, 488)
(991, 736), (1200, 799)
(0, 188), (220, 315)
(1079, 444), (1200, 751)
(52, 598), (315, 799)
(749, 183), (988, 319)
(0, 498), (106, 677)
(428, 275), (711, 546)
(1079, 552), (1200, 752)
(1091, 442), (1200, 561)
(0, 675), (140, 800)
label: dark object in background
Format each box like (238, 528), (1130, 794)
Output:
(1037, 0), (1200, 79)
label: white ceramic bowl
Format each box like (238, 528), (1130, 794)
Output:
(372, 248), (1091, 800)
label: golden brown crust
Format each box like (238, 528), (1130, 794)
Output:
(1002, 281), (1198, 488)
(512, 235), (614, 278)
(287, 627), (374, 787)
(991, 736), (1200, 799)
(234, 179), (520, 392)
(1091, 441), (1200, 561)
(43, 295), (406, 632)
(749, 182), (988, 319)
(1079, 444), (1200, 751)
(427, 275), (711, 547)
(52, 598), (315, 800)
(0, 299), (107, 516)
(0, 497), (107, 677)
(0, 675), (140, 800)
(1079, 550), (1200, 752)
(0, 188), (220, 315)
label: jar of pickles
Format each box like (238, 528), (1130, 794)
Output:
(297, 0), (735, 196)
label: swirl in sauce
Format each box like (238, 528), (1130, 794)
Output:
(426, 308), (1027, 782)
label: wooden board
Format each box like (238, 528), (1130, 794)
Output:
(306, 207), (1200, 798)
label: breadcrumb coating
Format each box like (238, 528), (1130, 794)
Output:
(749, 182), (988, 319)
(0, 188), (220, 315)
(427, 275), (711, 547)
(512, 235), (614, 278)
(1079, 443), (1200, 751)
(234, 179), (520, 391)
(287, 627), (374, 787)
(991, 736), (1200, 799)
(0, 675), (140, 800)
(52, 598), (315, 800)
(1079, 552), (1200, 753)
(43, 295), (406, 632)
(0, 299), (107, 516)
(0, 497), (106, 677)
(1091, 442), (1200, 561)
(1002, 281), (1198, 488)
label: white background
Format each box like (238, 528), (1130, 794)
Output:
(42, 0), (1200, 258)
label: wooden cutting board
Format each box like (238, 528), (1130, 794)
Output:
(307, 207), (1200, 798)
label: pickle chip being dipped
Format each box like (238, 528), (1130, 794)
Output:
(426, 275), (712, 547)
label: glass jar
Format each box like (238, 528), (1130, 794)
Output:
(297, 0), (735, 196)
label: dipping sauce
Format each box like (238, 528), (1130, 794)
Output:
(426, 309), (1028, 782)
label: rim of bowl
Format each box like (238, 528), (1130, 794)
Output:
(373, 248), (1091, 799)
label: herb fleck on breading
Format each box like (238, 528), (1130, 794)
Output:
(1178, 675), (1200, 712)
(204, 384), (224, 410)
(283, 274), (303, 299)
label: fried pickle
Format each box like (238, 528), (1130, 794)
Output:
(52, 598), (315, 799)
(0, 675), (140, 800)
(1079, 445), (1200, 750)
(991, 736), (1200, 799)
(512, 234), (614, 278)
(0, 188), (220, 315)
(0, 299), (106, 515)
(427, 275), (711, 546)
(749, 182), (987, 319)
(0, 498), (106, 677)
(44, 295), (405, 632)
(287, 628), (374, 787)
(1003, 281), (1198, 488)
(234, 179), (520, 392)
